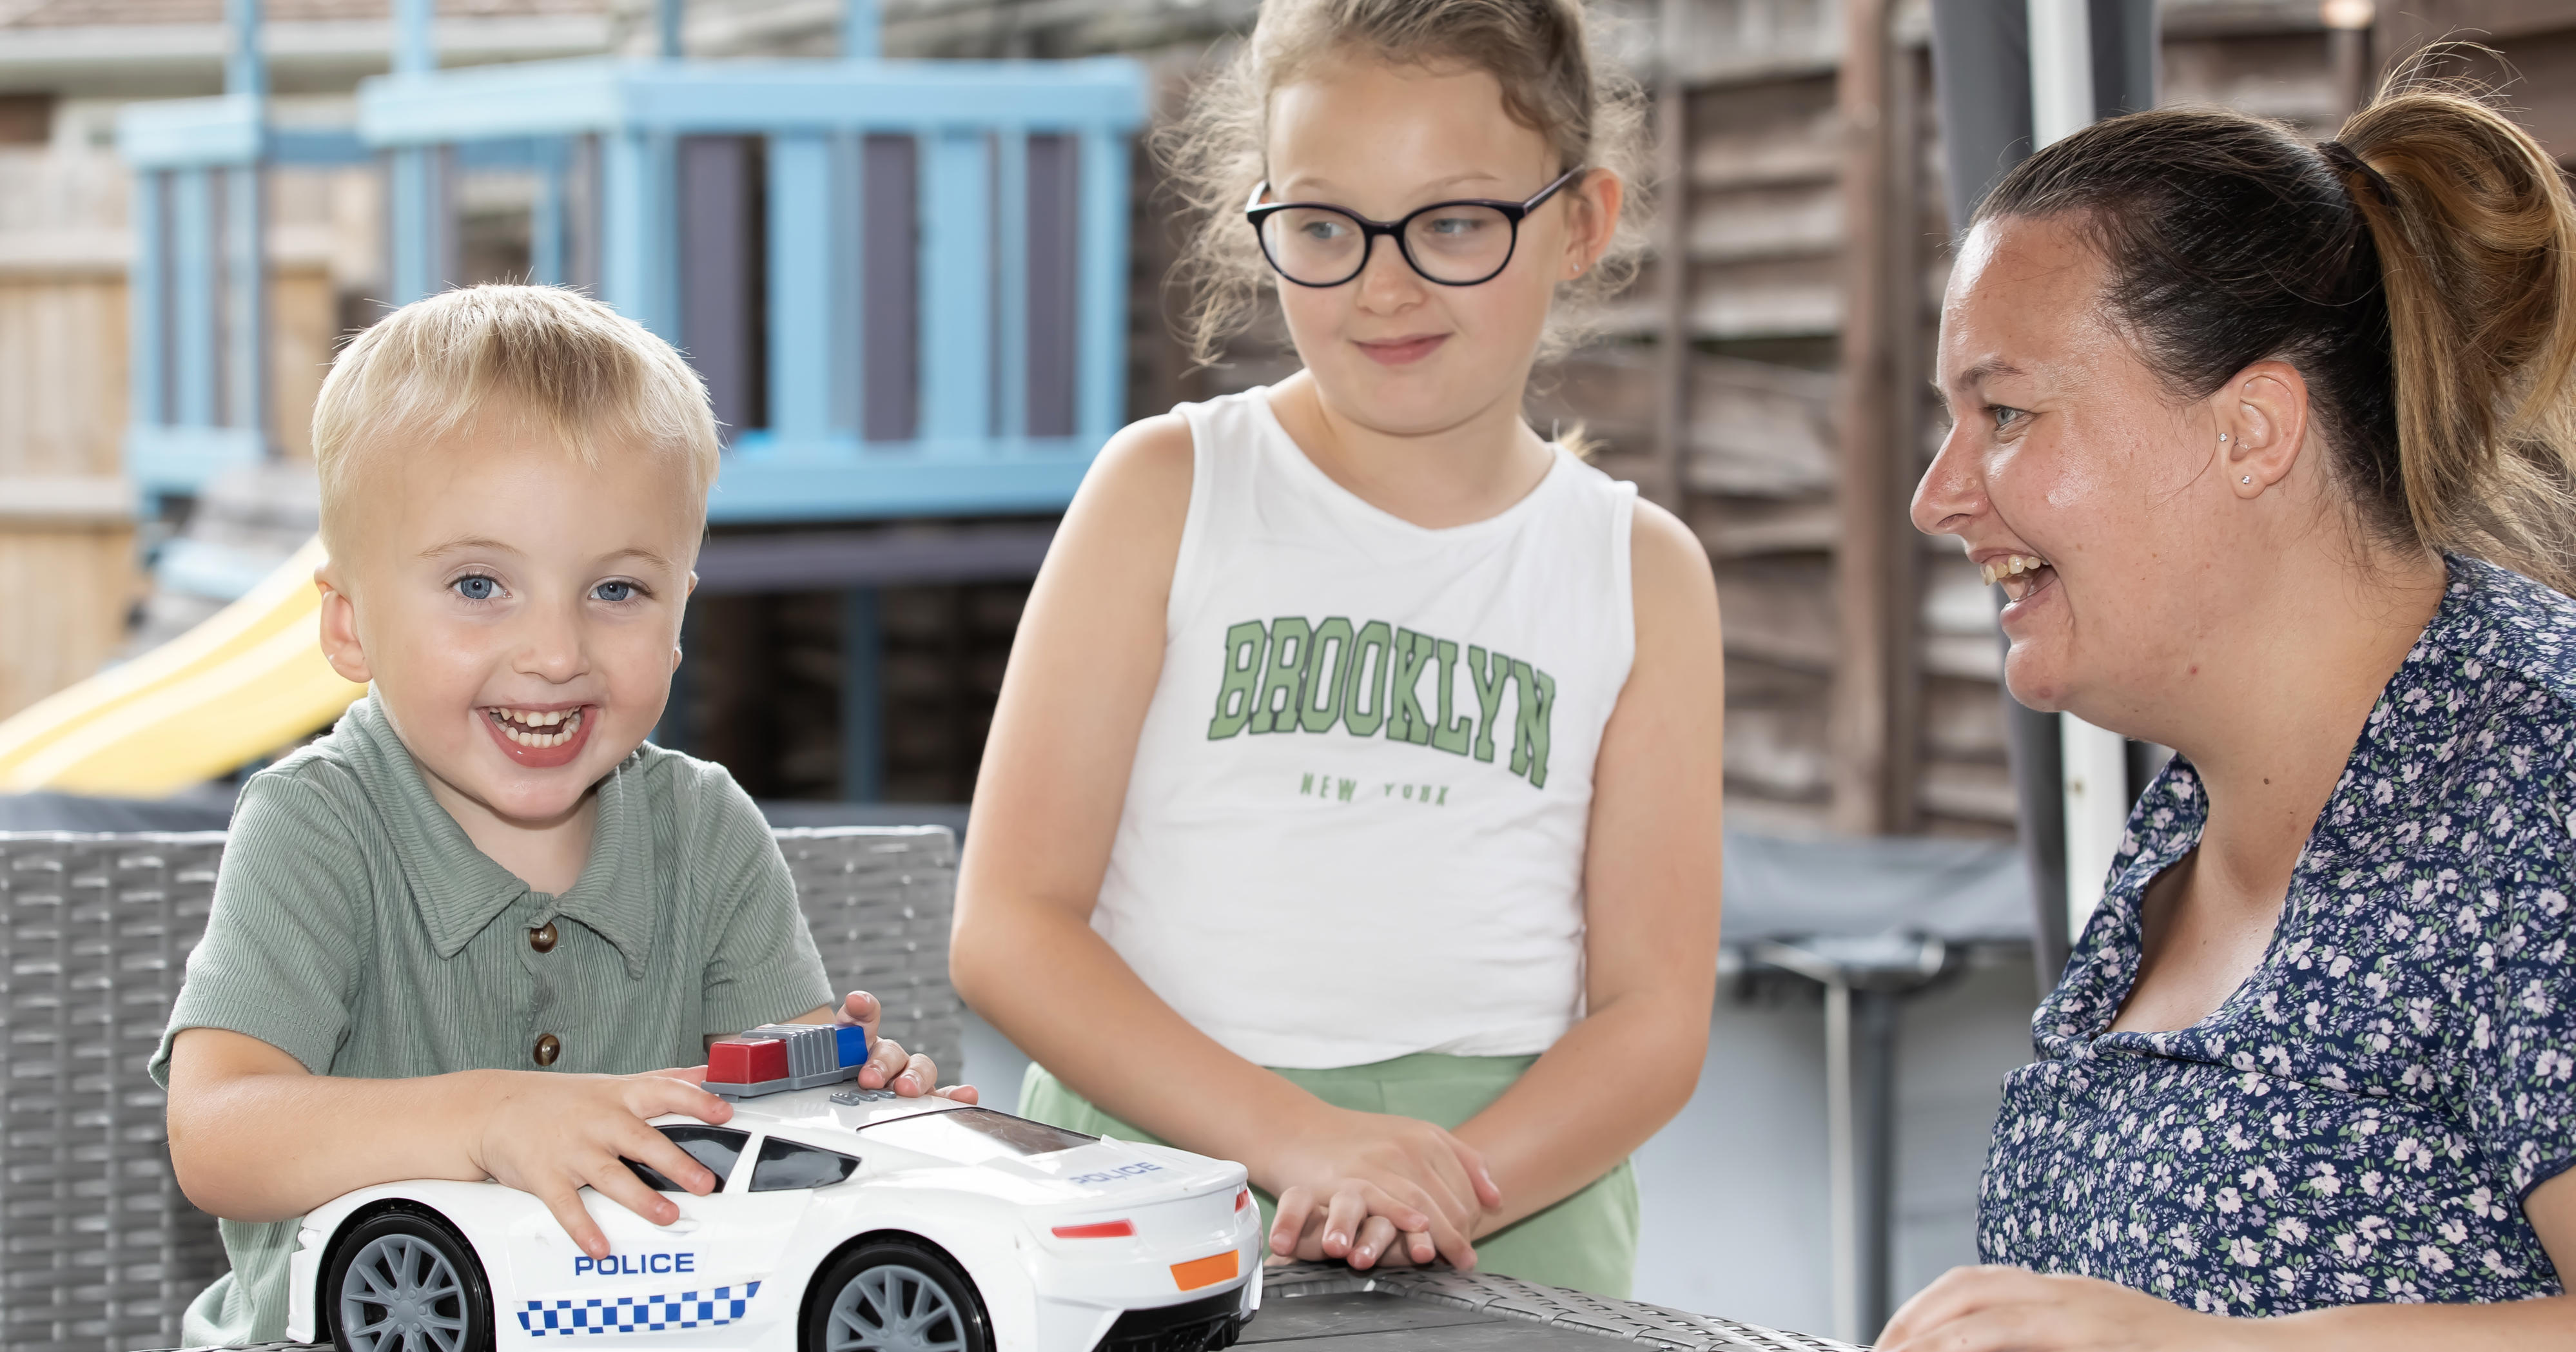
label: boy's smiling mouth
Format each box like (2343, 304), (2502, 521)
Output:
(480, 705), (594, 768)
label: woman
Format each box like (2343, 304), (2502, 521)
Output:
(1880, 86), (2576, 1349)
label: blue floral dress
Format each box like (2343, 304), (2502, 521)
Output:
(1979, 556), (2576, 1314)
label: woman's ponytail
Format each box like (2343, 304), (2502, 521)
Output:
(2334, 81), (2576, 594)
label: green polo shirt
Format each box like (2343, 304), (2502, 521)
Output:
(148, 693), (833, 1346)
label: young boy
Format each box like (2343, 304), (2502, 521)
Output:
(151, 285), (968, 1346)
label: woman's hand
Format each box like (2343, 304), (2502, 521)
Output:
(1877, 1267), (2261, 1352)
(1258, 1106), (1503, 1271)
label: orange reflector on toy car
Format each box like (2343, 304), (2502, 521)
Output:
(1171, 1251), (1238, 1291)
(1052, 1220), (1135, 1239)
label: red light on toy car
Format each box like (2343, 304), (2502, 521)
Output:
(1234, 1188), (1250, 1212)
(708, 1036), (788, 1085)
(1051, 1220), (1135, 1239)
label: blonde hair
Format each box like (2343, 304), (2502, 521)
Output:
(311, 284), (721, 551)
(1158, 0), (1653, 368)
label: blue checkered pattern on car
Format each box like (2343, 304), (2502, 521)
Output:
(518, 1281), (761, 1335)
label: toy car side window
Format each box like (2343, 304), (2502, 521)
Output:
(748, 1137), (860, 1192)
(623, 1126), (752, 1193)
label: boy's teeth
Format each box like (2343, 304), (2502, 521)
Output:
(1980, 554), (2051, 586)
(489, 708), (583, 748)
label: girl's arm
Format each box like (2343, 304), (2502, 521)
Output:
(1875, 1168), (2576, 1350)
(1438, 497), (1726, 1233)
(950, 416), (1495, 1270)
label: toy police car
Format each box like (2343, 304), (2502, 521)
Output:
(282, 1070), (1262, 1352)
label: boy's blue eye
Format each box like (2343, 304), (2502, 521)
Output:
(454, 575), (498, 601)
(593, 580), (638, 603)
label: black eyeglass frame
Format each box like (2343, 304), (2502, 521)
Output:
(1244, 166), (1588, 289)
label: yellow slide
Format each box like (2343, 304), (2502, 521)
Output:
(0, 536), (366, 797)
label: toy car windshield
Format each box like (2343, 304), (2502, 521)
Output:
(858, 1107), (1097, 1163)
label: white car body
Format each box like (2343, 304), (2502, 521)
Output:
(284, 1090), (1264, 1352)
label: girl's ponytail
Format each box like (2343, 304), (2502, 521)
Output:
(2334, 83), (2576, 594)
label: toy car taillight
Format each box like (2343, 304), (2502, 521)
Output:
(1234, 1188), (1251, 1212)
(706, 1023), (872, 1099)
(1051, 1220), (1135, 1239)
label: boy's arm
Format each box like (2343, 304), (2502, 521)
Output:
(166, 1026), (734, 1259)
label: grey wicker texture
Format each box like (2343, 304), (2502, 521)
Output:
(0, 826), (961, 1352)
(1, 833), (229, 1352)
(774, 826), (963, 1077)
(1264, 1264), (1866, 1352)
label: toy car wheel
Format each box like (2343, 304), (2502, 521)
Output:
(326, 1206), (494, 1352)
(806, 1239), (992, 1352)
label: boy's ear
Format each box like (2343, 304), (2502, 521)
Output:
(315, 565), (373, 686)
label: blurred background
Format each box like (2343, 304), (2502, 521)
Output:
(3, 0), (2573, 1342)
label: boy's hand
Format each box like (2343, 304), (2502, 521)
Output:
(470, 1069), (733, 1261)
(830, 990), (980, 1103)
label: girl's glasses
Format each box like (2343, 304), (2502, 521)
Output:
(1245, 167), (1588, 288)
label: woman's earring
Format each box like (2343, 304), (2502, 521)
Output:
(2241, 476), (2253, 485)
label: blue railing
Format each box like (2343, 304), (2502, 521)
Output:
(117, 0), (1147, 525)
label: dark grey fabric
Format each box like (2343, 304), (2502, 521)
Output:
(1720, 829), (2029, 946)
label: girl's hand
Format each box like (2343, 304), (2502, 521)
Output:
(832, 990), (979, 1103)
(1877, 1266), (2262, 1352)
(1260, 1107), (1503, 1271)
(468, 1069), (739, 1261)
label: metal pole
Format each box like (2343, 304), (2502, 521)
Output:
(1824, 977), (1857, 1345)
(1857, 987), (1902, 1338)
(843, 589), (883, 801)
(2025, 0), (2091, 147)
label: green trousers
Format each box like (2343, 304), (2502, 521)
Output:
(1018, 1052), (1638, 1298)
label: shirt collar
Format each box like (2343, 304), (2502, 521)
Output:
(338, 692), (658, 977)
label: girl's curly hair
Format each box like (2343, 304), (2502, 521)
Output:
(1155, 0), (1654, 368)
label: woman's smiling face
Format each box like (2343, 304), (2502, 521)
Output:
(1261, 55), (1609, 436)
(1913, 213), (2239, 724)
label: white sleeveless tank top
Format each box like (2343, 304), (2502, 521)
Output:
(1089, 387), (1638, 1069)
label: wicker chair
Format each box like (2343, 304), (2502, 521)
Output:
(0, 826), (961, 1352)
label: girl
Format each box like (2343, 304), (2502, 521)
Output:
(949, 0), (1724, 1298)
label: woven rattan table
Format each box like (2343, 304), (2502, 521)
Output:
(134, 1264), (1862, 1352)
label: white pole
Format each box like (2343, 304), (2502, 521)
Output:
(1824, 978), (1857, 1345)
(2026, 0), (2093, 148)
(2026, 0), (2128, 940)
(2060, 713), (2131, 938)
